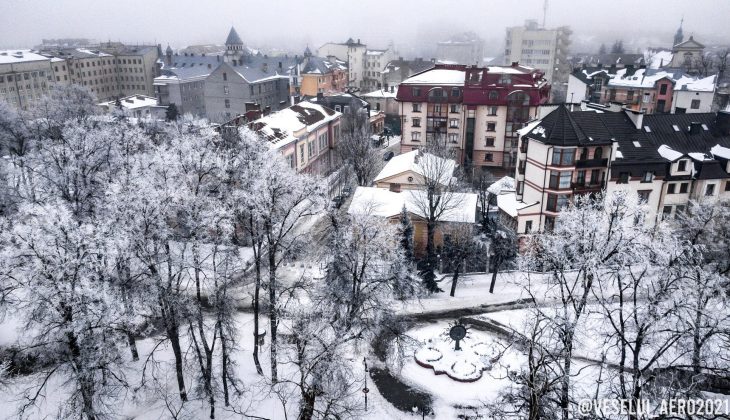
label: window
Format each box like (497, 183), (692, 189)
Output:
(627, 90), (634, 101)
(525, 220), (533, 234)
(412, 103), (421, 112)
(691, 99), (701, 109)
(488, 106), (498, 116)
(412, 117), (421, 127)
(705, 184), (715, 196)
(308, 142), (314, 158)
(300, 144), (305, 162)
(450, 104), (459, 113)
(637, 190), (651, 203)
(485, 137), (495, 147)
(451, 87), (460, 97)
(449, 119), (459, 128)
(667, 183), (676, 194)
(488, 91), (498, 100)
(659, 84), (668, 95)
(499, 74), (511, 85)
(448, 133), (459, 143)
(224, 86), (229, 95)
(224, 99), (230, 108)
(485, 153), (494, 162)
(677, 160), (687, 172)
(486, 122), (496, 131)
(641, 171), (653, 183)
(576, 170), (586, 185)
(545, 216), (556, 232)
(335, 105), (341, 112)
(680, 182), (689, 194)
(662, 206), (672, 218)
(286, 154), (295, 168)
(549, 171), (572, 189)
(411, 132), (421, 141)
(725, 180), (730, 192)
(618, 172), (630, 184)
(551, 149), (575, 166)
(222, 72), (227, 81)
(546, 194), (569, 212)
(412, 87), (421, 96)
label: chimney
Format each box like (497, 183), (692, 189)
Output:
(688, 121), (702, 135)
(357, 38), (361, 44)
(511, 61), (519, 67)
(610, 64), (616, 73)
(278, 61), (282, 69)
(316, 92), (324, 102)
(216, 55), (220, 62)
(715, 110), (730, 136)
(262, 62), (268, 72)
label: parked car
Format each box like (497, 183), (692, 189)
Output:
(331, 195), (345, 209)
(383, 151), (395, 161)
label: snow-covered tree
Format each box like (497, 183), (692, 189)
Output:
(337, 106), (380, 186)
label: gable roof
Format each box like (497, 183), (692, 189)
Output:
(348, 187), (477, 223)
(252, 101), (340, 149)
(373, 150), (457, 185)
(673, 36), (705, 50)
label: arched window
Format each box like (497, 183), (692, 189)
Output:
(594, 147), (603, 160)
(580, 147), (588, 160)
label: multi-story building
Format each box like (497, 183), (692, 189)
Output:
(154, 48), (218, 117)
(396, 63), (550, 176)
(0, 50), (57, 109)
(290, 47), (348, 98)
(318, 38), (367, 91)
(436, 33), (485, 65)
(567, 66), (717, 114)
(381, 58), (435, 91)
(203, 28), (296, 123)
(362, 45), (397, 92)
(42, 44), (159, 101)
(505, 105), (730, 234)
(505, 20), (571, 101)
(250, 101), (341, 176)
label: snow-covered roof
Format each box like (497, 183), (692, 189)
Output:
(401, 68), (465, 85)
(657, 144), (684, 161)
(373, 150), (456, 186)
(0, 49), (52, 64)
(99, 95), (158, 110)
(688, 152), (712, 161)
(253, 101), (341, 149)
(710, 144), (730, 160)
(674, 74), (716, 92)
(487, 176), (515, 195)
(496, 192), (538, 218)
(645, 50), (673, 69)
(608, 68), (673, 88)
(348, 187), (477, 223)
(362, 89), (397, 98)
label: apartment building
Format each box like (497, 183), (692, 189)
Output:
(249, 101), (341, 176)
(362, 46), (397, 92)
(203, 28), (296, 123)
(154, 48), (218, 117)
(381, 58), (435, 91)
(291, 47), (348, 98)
(318, 38), (367, 90)
(436, 33), (485, 65)
(505, 20), (571, 101)
(395, 63), (550, 176)
(567, 66), (716, 113)
(505, 106), (730, 233)
(0, 50), (57, 109)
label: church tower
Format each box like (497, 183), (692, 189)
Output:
(224, 26), (246, 62)
(673, 18), (684, 47)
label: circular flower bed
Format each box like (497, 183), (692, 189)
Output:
(414, 337), (495, 382)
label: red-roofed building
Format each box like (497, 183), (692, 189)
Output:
(396, 63), (550, 176)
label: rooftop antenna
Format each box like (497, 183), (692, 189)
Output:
(542, 0), (548, 28)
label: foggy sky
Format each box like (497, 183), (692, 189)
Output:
(1, 0), (729, 56)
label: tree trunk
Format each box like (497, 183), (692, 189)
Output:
(449, 265), (460, 297)
(298, 388), (317, 420)
(268, 242), (278, 383)
(126, 331), (139, 361)
(489, 259), (499, 293)
(252, 255), (263, 373)
(168, 320), (188, 402)
(560, 336), (573, 420)
(219, 321), (230, 406)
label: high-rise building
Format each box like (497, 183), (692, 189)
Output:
(436, 32), (485, 65)
(505, 20), (571, 101)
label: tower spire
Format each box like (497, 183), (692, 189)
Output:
(673, 17), (684, 46)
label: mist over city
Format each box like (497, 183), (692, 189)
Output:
(1, 1), (730, 419)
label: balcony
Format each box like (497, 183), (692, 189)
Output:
(572, 181), (605, 193)
(575, 158), (608, 169)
